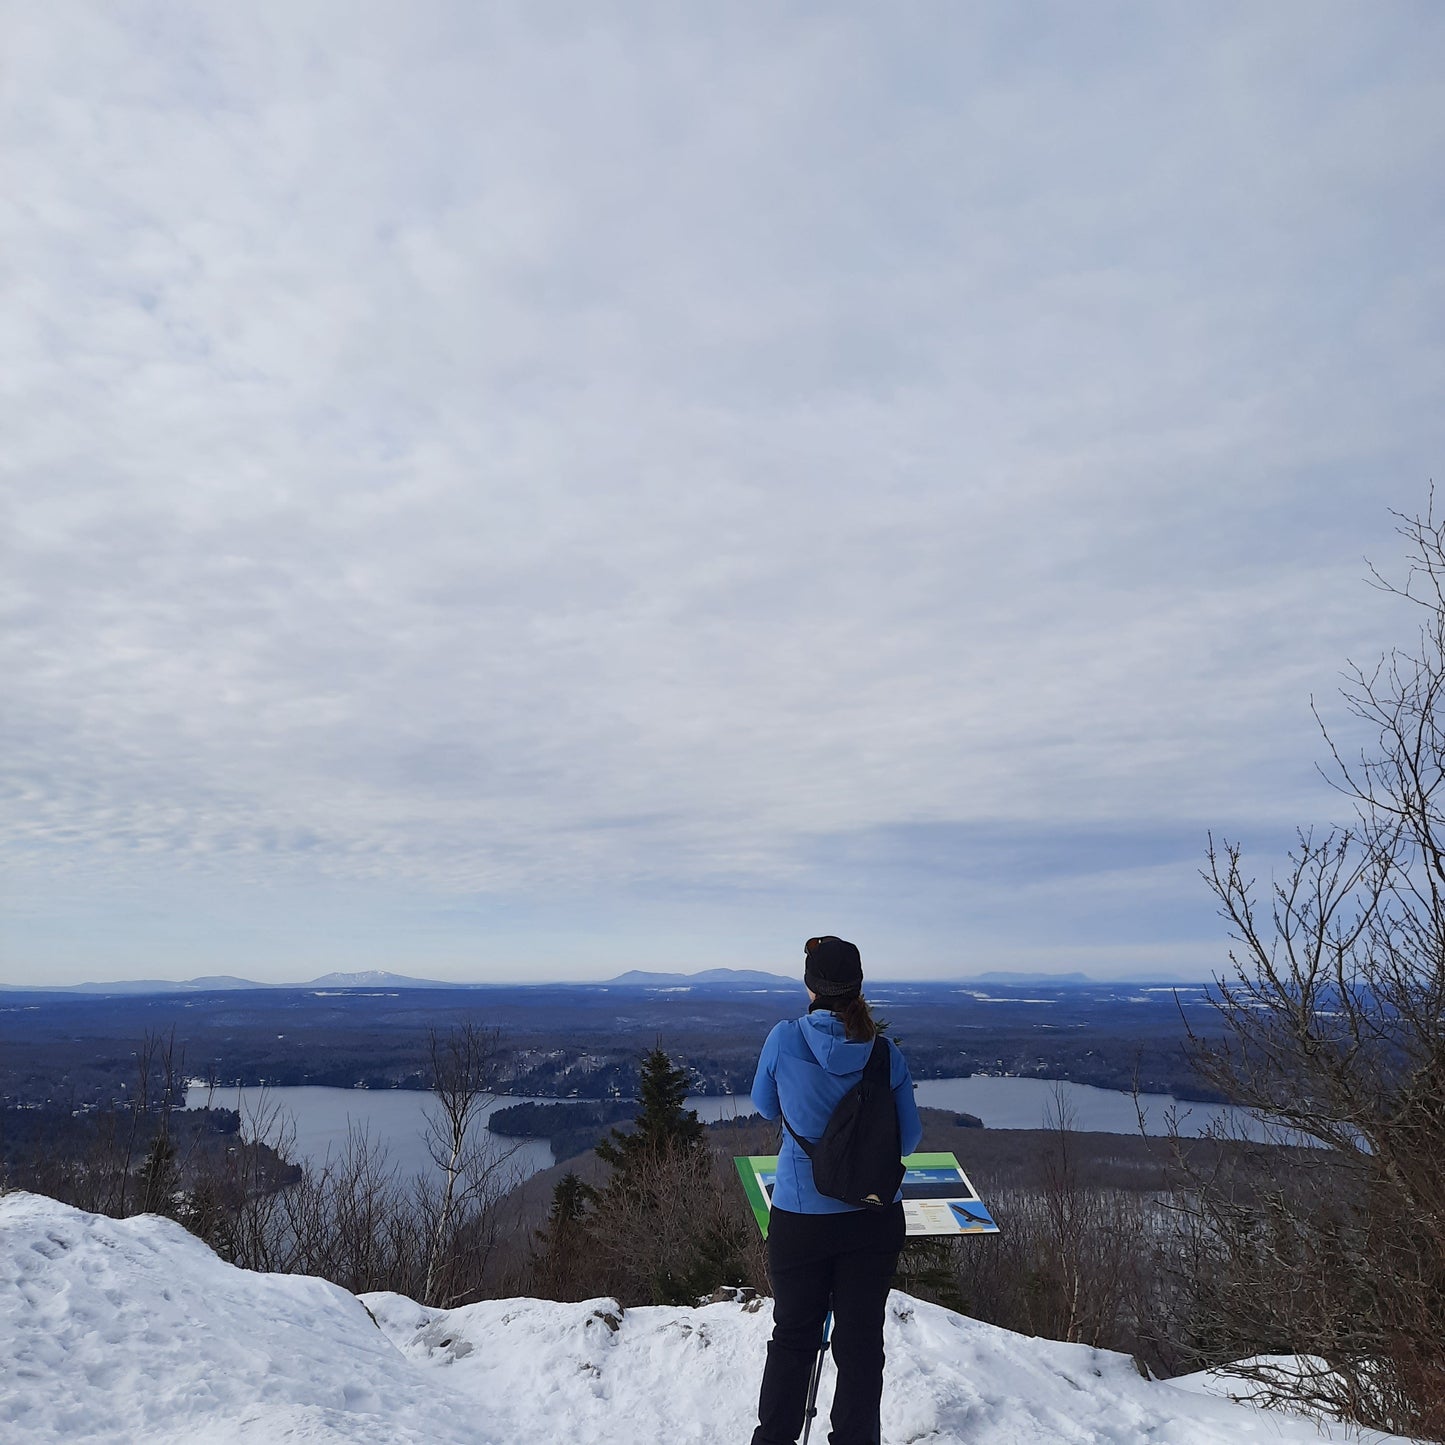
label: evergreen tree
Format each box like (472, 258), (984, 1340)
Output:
(586, 1045), (746, 1306)
(177, 1172), (238, 1262)
(136, 1132), (178, 1217)
(547, 1169), (594, 1224)
(528, 1171), (595, 1301)
(594, 1045), (703, 1178)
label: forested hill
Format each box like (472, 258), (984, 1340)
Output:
(0, 977), (1223, 1109)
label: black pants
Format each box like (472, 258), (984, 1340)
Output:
(751, 1203), (905, 1445)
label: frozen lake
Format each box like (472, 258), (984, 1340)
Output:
(187, 1073), (1246, 1186)
(184, 1084), (559, 1187)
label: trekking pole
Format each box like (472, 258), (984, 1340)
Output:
(800, 1306), (833, 1445)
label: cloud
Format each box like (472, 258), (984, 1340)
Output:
(3, 2), (1444, 980)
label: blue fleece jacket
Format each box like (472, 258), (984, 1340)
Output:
(751, 1011), (924, 1214)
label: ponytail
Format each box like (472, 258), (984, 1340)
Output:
(837, 992), (878, 1043)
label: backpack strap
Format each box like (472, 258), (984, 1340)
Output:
(778, 1035), (889, 1157)
(779, 1108), (814, 1157)
(863, 1033), (890, 1081)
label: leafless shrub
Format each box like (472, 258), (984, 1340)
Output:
(942, 1098), (1175, 1370)
(1175, 501), (1445, 1439)
(8, 1030), (192, 1220)
(274, 1124), (425, 1292)
(180, 1087), (299, 1271)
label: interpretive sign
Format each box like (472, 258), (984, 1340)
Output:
(734, 1151), (999, 1240)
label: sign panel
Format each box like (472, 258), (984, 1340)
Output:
(734, 1151), (999, 1240)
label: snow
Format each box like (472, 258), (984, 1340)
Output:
(1168, 1356), (1388, 1426)
(0, 1192), (1421, 1445)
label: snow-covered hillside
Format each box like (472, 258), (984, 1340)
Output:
(0, 1192), (1420, 1444)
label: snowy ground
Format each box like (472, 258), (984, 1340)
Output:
(0, 1192), (1422, 1445)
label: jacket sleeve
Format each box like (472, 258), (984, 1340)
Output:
(751, 1022), (784, 1120)
(890, 1041), (924, 1156)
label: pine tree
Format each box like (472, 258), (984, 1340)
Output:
(528, 1171), (595, 1301)
(136, 1132), (178, 1217)
(586, 1045), (746, 1306)
(594, 1045), (703, 1178)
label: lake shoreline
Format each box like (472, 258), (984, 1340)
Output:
(185, 1071), (1228, 1109)
(185, 1074), (1255, 1197)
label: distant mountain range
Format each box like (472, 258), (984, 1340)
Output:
(603, 968), (795, 988)
(970, 970), (1093, 985)
(0, 966), (1201, 995)
(0, 970), (457, 995)
(0, 967), (798, 994)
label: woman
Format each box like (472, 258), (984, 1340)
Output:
(749, 936), (923, 1445)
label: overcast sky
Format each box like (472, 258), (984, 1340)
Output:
(4, 2), (1444, 986)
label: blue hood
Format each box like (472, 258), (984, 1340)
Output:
(798, 1010), (878, 1075)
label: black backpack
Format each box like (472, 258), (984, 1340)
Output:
(781, 1035), (905, 1209)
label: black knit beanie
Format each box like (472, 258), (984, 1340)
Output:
(803, 935), (863, 998)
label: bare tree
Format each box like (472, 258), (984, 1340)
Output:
(1186, 501), (1445, 1438)
(1028, 1089), (1146, 1347)
(206, 1087), (299, 1272)
(941, 1092), (1165, 1365)
(420, 1022), (516, 1306)
(52, 1029), (189, 1219)
(276, 1124), (424, 1294)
